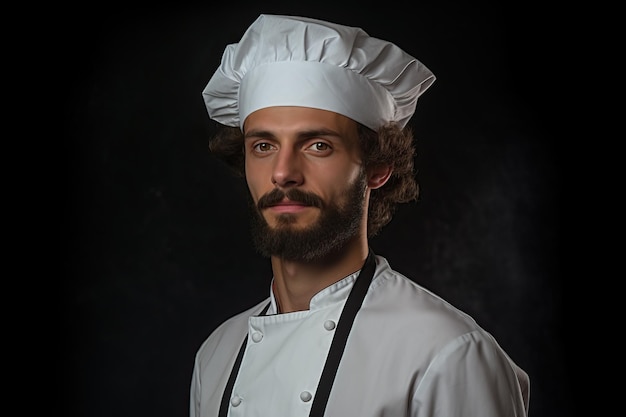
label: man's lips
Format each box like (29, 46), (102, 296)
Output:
(267, 200), (311, 213)
(257, 189), (323, 211)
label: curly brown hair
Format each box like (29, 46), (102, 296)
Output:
(208, 122), (418, 237)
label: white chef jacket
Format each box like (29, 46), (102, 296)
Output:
(190, 254), (530, 417)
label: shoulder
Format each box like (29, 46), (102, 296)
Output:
(190, 298), (271, 413)
(364, 255), (487, 345)
(359, 255), (530, 413)
(194, 298), (270, 367)
(414, 330), (530, 415)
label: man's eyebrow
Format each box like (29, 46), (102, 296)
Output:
(298, 129), (342, 139)
(244, 129), (274, 140)
(244, 128), (342, 140)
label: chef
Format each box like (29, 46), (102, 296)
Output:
(190, 14), (530, 417)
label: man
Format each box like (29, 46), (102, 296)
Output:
(190, 14), (530, 417)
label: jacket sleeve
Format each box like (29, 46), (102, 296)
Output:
(411, 330), (530, 417)
(189, 353), (201, 417)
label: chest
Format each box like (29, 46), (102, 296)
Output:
(228, 305), (342, 417)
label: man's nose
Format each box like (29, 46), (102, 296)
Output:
(271, 148), (304, 187)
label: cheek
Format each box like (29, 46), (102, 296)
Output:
(346, 166), (363, 184)
(334, 164), (363, 187)
(318, 167), (360, 199)
(245, 165), (267, 202)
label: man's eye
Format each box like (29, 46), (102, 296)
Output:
(254, 142), (273, 152)
(309, 142), (330, 152)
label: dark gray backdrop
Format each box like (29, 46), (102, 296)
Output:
(61, 2), (567, 416)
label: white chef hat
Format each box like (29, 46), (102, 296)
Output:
(202, 14), (436, 131)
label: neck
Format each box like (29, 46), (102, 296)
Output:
(270, 236), (369, 313)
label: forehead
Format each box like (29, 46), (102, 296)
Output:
(243, 106), (358, 136)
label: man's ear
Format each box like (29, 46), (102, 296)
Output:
(367, 165), (393, 189)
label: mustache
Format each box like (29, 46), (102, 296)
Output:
(257, 188), (324, 210)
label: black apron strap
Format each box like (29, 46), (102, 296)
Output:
(218, 250), (376, 417)
(218, 302), (270, 417)
(308, 250), (376, 417)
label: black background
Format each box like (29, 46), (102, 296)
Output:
(59, 2), (567, 416)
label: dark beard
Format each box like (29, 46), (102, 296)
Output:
(248, 172), (367, 263)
